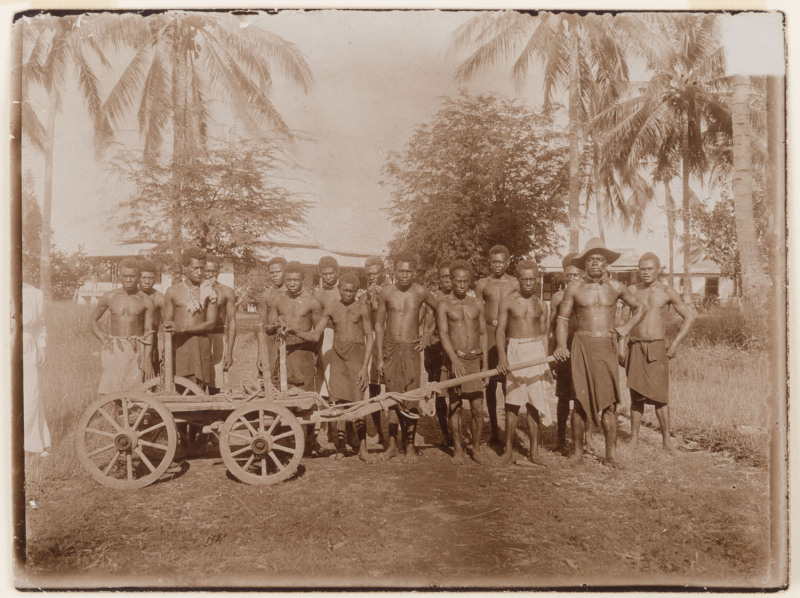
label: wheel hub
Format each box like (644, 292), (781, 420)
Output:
(114, 430), (138, 453)
(251, 435), (271, 456)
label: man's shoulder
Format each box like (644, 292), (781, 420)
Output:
(551, 289), (564, 304)
(216, 282), (235, 296)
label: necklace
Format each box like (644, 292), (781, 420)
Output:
(183, 281), (203, 314)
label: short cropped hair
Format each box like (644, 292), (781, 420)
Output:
(437, 260), (452, 272)
(639, 252), (661, 270)
(449, 259), (473, 278)
(183, 247), (206, 266)
(365, 255), (385, 269)
(340, 272), (360, 287)
(205, 254), (221, 267)
(318, 256), (339, 271)
(267, 256), (287, 269)
(284, 261), (305, 276)
(393, 251), (417, 269)
(119, 258), (141, 274)
(489, 245), (510, 258)
(516, 260), (539, 277)
(139, 259), (157, 274)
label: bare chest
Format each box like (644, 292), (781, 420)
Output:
(109, 294), (145, 318)
(509, 297), (541, 321)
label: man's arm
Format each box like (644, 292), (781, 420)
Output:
(475, 278), (486, 304)
(538, 298), (548, 342)
(224, 288), (237, 369)
(548, 292), (562, 355)
(375, 288), (388, 375)
(665, 286), (696, 357)
(89, 294), (111, 343)
(437, 301), (463, 379)
(415, 288), (439, 350)
(256, 289), (270, 370)
(478, 300), (488, 373)
(163, 288), (174, 323)
(496, 298), (511, 374)
(357, 305), (374, 390)
(615, 282), (647, 338)
(554, 286), (575, 361)
(306, 305), (332, 343)
(141, 294), (154, 379)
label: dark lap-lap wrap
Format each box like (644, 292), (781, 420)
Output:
(328, 340), (366, 402)
(383, 340), (420, 393)
(272, 334), (317, 391)
(626, 339), (669, 404)
(570, 331), (621, 426)
(447, 349), (484, 395)
(174, 332), (212, 386)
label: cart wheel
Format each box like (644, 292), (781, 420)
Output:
(141, 376), (206, 397)
(76, 391), (178, 490)
(220, 402), (305, 485)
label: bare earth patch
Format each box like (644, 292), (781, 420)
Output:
(20, 330), (771, 589)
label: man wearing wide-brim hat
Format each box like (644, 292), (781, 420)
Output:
(553, 238), (647, 468)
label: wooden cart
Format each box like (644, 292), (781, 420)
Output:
(76, 332), (554, 490)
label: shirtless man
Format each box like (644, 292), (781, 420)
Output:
(163, 248), (218, 390)
(310, 273), (374, 461)
(554, 238), (646, 468)
(265, 261), (322, 391)
(437, 260), (488, 465)
(497, 261), (552, 466)
(315, 256), (340, 398)
(138, 259), (165, 376)
(205, 255), (237, 393)
(476, 245), (519, 446)
(257, 256), (287, 383)
(623, 253), (695, 454)
(375, 252), (439, 461)
(90, 258), (154, 393)
(548, 253), (584, 454)
(360, 255), (388, 447)
(423, 262), (453, 446)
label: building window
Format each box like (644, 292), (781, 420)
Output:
(705, 277), (719, 297)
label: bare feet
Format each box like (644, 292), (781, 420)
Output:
(451, 452), (467, 465)
(381, 445), (399, 460)
(498, 450), (514, 465)
(405, 446), (419, 462)
(329, 452), (344, 460)
(628, 438), (639, 451)
(358, 449), (375, 464)
(527, 453), (547, 467)
(603, 456), (624, 469)
(663, 443), (679, 456)
(471, 448), (487, 465)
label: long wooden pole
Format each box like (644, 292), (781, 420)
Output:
(429, 355), (556, 394)
(164, 330), (175, 393)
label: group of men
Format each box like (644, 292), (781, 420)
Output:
(89, 236), (695, 469)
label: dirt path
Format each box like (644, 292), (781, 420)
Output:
(21, 333), (771, 589)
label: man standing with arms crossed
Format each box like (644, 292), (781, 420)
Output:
(476, 245), (519, 447)
(91, 258), (155, 393)
(554, 238), (646, 468)
(375, 252), (439, 461)
(437, 260), (488, 464)
(624, 253), (695, 454)
(205, 255), (237, 393)
(257, 256), (286, 385)
(138, 259), (165, 376)
(548, 253), (583, 454)
(497, 260), (552, 466)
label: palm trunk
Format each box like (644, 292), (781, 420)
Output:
(731, 74), (770, 305)
(40, 84), (58, 300)
(567, 25), (581, 253)
(680, 113), (692, 303)
(593, 147), (605, 243)
(170, 29), (190, 270)
(664, 179), (675, 288)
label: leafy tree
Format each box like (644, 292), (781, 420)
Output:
(20, 13), (117, 299)
(690, 192), (739, 292)
(453, 11), (634, 253)
(383, 93), (568, 282)
(113, 136), (309, 269)
(595, 13), (731, 300)
(51, 247), (91, 300)
(98, 11), (313, 264)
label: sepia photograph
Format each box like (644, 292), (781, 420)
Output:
(7, 2), (790, 591)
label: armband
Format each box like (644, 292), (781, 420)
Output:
(557, 316), (570, 322)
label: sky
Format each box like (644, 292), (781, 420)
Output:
(18, 8), (785, 262)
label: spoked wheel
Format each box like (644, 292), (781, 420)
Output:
(141, 376), (206, 397)
(76, 391), (178, 490)
(220, 402), (305, 485)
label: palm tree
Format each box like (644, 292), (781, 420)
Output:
(452, 11), (632, 253)
(595, 13), (730, 301)
(98, 11), (313, 263)
(20, 13), (115, 299)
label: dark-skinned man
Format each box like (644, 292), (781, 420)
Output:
(554, 238), (646, 469)
(205, 255), (236, 394)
